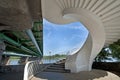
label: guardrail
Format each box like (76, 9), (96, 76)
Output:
(23, 60), (49, 80)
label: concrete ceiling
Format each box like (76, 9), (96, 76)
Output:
(42, 0), (120, 45)
(0, 0), (43, 57)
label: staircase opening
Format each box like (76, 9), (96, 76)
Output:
(43, 19), (88, 64)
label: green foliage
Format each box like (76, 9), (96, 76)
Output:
(43, 54), (66, 59)
(95, 47), (111, 62)
(95, 39), (120, 62)
(10, 56), (20, 60)
(109, 40), (120, 59)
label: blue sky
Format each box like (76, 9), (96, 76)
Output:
(43, 19), (88, 56)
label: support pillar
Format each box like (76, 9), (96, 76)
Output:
(25, 57), (29, 64)
(65, 35), (92, 72)
(1, 55), (10, 65)
(0, 41), (6, 65)
(19, 57), (27, 65)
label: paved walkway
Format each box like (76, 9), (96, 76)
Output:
(0, 72), (23, 80)
(31, 69), (120, 80)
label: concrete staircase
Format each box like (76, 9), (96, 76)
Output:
(43, 63), (70, 73)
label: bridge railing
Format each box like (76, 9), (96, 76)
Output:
(23, 60), (49, 80)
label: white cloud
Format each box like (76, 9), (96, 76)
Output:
(69, 26), (85, 29)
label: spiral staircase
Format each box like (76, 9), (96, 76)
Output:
(42, 0), (120, 72)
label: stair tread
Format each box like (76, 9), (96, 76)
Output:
(44, 69), (70, 73)
(43, 63), (70, 73)
(49, 66), (64, 68)
(48, 67), (64, 69)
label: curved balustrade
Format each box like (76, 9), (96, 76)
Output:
(23, 60), (49, 80)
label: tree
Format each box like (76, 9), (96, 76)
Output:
(109, 40), (120, 60)
(95, 47), (111, 62)
(95, 39), (120, 62)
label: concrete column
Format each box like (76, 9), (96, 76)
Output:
(19, 57), (27, 65)
(25, 57), (29, 64)
(1, 55), (10, 65)
(0, 41), (6, 65)
(65, 35), (92, 72)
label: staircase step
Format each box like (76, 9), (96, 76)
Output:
(43, 63), (70, 73)
(51, 64), (65, 67)
(53, 63), (64, 65)
(50, 65), (64, 68)
(54, 63), (65, 65)
(44, 69), (70, 73)
(47, 67), (65, 70)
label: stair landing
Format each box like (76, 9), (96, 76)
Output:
(31, 70), (120, 80)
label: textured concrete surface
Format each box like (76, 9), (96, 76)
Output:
(31, 70), (120, 80)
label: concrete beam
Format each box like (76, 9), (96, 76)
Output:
(27, 0), (42, 21)
(0, 33), (38, 56)
(0, 0), (32, 30)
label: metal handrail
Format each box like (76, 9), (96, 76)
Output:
(23, 60), (50, 80)
(23, 60), (41, 80)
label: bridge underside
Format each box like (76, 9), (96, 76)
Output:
(0, 0), (43, 59)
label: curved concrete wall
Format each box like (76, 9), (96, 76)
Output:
(63, 8), (105, 72)
(42, 0), (120, 73)
(65, 35), (92, 72)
